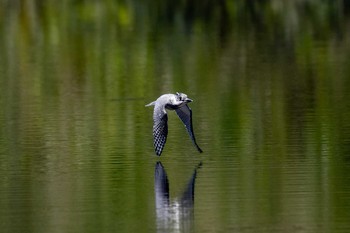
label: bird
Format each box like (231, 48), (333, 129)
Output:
(146, 92), (203, 156)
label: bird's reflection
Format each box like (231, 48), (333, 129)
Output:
(155, 161), (202, 233)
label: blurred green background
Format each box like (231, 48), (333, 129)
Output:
(1, 1), (350, 232)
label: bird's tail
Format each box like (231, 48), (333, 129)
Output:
(145, 101), (155, 107)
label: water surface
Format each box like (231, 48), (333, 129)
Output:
(1, 1), (350, 233)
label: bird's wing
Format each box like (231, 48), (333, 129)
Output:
(175, 105), (203, 153)
(153, 106), (168, 156)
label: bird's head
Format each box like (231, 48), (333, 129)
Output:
(176, 92), (192, 103)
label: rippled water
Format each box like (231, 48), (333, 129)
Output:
(1, 1), (350, 233)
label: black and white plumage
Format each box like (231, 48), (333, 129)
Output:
(146, 92), (203, 156)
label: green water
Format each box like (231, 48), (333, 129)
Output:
(1, 1), (350, 232)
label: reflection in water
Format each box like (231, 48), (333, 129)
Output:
(155, 162), (202, 233)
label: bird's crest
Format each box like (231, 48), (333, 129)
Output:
(175, 92), (187, 101)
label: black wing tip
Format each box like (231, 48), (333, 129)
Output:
(156, 151), (162, 156)
(197, 146), (203, 153)
(154, 147), (162, 156)
(155, 145), (164, 156)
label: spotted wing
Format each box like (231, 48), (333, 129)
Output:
(153, 108), (168, 156)
(175, 105), (203, 153)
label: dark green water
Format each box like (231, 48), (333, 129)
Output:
(1, 1), (350, 232)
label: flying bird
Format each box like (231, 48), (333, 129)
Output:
(146, 92), (203, 156)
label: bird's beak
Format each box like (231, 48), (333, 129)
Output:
(185, 98), (193, 103)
